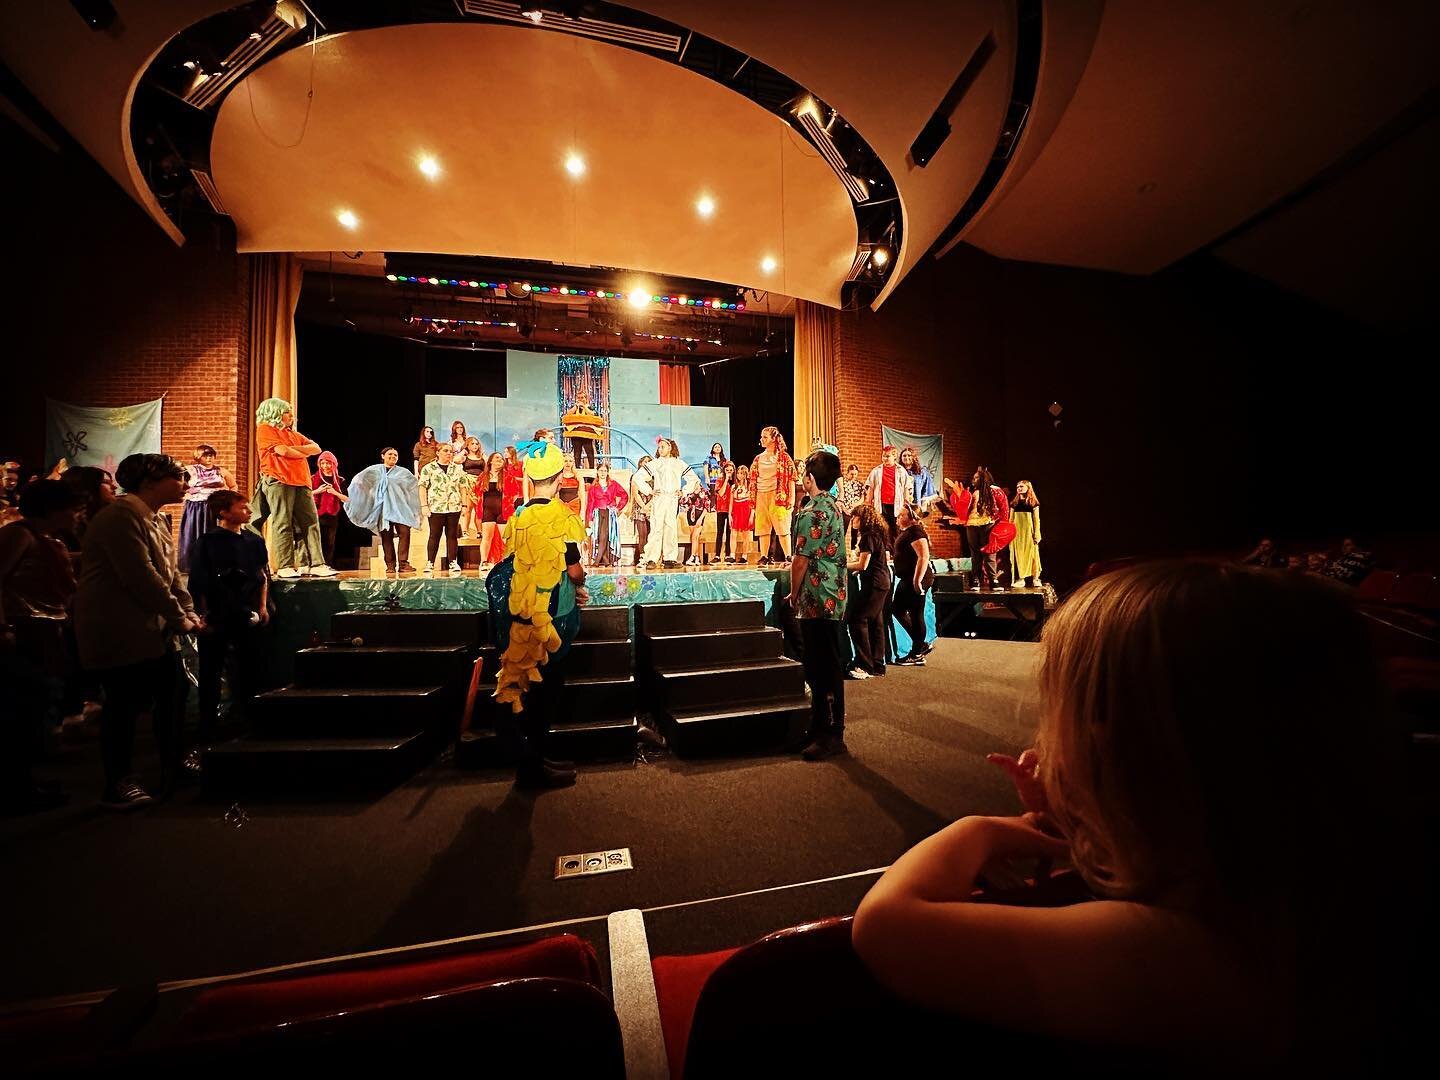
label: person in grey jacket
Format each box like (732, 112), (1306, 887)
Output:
(74, 453), (200, 809)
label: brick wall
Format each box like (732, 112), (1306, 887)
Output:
(3, 126), (251, 500)
(832, 245), (1008, 557)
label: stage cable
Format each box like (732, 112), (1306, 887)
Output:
(244, 15), (319, 150)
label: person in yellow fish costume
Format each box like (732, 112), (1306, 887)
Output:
(490, 439), (589, 788)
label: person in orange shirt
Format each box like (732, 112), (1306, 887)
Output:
(254, 397), (334, 579)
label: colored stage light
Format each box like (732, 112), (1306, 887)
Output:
(386, 274), (397, 281)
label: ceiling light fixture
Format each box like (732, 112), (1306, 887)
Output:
(627, 288), (650, 310)
(564, 152), (586, 178)
(696, 194), (715, 218)
(521, 6), (543, 24)
(337, 209), (359, 229)
(417, 155), (441, 179)
(871, 247), (889, 267)
(761, 255), (777, 274)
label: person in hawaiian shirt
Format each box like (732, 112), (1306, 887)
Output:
(787, 448), (849, 760)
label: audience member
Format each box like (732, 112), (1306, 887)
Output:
(0, 480), (84, 813)
(57, 465), (117, 552)
(1240, 537), (1283, 569)
(74, 453), (199, 809)
(188, 490), (270, 747)
(892, 503), (934, 666)
(1324, 537), (1374, 586)
(853, 562), (1401, 1071)
(1305, 551), (1328, 574)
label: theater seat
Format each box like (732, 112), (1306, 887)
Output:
(1390, 573), (1440, 614)
(179, 932), (601, 1037)
(651, 946), (740, 1078)
(1356, 570), (1398, 602)
(0, 1005), (94, 1073)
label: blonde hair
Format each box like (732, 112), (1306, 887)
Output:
(1015, 479), (1039, 506)
(1037, 563), (1387, 922)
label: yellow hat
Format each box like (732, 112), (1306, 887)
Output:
(518, 439), (565, 480)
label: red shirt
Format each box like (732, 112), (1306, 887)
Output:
(880, 466), (897, 505)
(715, 480), (732, 513)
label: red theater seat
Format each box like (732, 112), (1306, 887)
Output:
(651, 946), (740, 1078)
(0, 1005), (94, 1072)
(1390, 573), (1440, 614)
(180, 932), (602, 1037)
(1356, 570), (1398, 602)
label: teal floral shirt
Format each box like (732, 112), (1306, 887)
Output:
(792, 491), (847, 620)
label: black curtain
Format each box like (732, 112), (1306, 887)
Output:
(692, 352), (794, 463)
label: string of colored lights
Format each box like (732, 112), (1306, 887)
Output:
(385, 273), (745, 311)
(406, 315), (712, 343)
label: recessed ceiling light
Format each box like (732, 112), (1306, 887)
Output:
(696, 194), (715, 218)
(337, 209), (359, 229)
(564, 153), (586, 178)
(871, 247), (889, 267)
(522, 6), (543, 23)
(418, 155), (441, 179)
(627, 288), (650, 309)
(761, 255), (777, 274)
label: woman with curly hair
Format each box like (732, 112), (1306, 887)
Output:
(845, 504), (892, 678)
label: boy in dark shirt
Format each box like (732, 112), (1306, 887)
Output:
(188, 490), (270, 745)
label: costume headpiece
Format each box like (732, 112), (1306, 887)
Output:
(516, 439), (564, 480)
(256, 397), (292, 426)
(881, 443), (896, 454)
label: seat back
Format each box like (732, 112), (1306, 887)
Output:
(1390, 573), (1440, 614)
(1355, 570), (1398, 602)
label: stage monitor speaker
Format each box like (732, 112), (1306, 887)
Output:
(70, 0), (116, 30)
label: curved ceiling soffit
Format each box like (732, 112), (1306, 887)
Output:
(129, 1), (906, 308)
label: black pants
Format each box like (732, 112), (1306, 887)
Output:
(380, 523), (411, 569)
(881, 504), (897, 530)
(572, 438), (596, 470)
(894, 580), (929, 655)
(427, 512), (461, 564)
(516, 661), (565, 770)
(847, 580), (889, 674)
(197, 624), (265, 745)
(799, 619), (846, 741)
(1, 618), (65, 791)
(965, 524), (998, 587)
(97, 654), (179, 789)
(714, 511), (731, 557)
(633, 518), (650, 564)
(319, 513), (339, 567)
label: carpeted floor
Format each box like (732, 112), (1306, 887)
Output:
(0, 638), (1042, 1005)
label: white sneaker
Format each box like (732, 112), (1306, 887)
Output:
(423, 563), (434, 575)
(448, 561), (462, 574)
(309, 564), (338, 578)
(846, 667), (872, 680)
(276, 567), (301, 579)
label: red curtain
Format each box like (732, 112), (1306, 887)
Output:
(659, 363), (691, 406)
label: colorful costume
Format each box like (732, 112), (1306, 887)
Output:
(253, 398), (326, 573)
(1009, 499), (1042, 584)
(636, 447), (700, 565)
(585, 477), (628, 566)
(179, 461), (225, 572)
(346, 462), (421, 572)
(491, 443), (587, 714)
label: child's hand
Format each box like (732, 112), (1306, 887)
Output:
(574, 586), (590, 607)
(986, 748), (1050, 816)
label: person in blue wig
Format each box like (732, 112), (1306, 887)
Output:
(345, 447), (421, 574)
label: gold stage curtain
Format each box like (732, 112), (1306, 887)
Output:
(793, 299), (836, 457)
(246, 253), (303, 483)
(659, 362), (692, 406)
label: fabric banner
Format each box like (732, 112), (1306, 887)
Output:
(45, 396), (163, 476)
(556, 355), (611, 458)
(881, 425), (943, 487)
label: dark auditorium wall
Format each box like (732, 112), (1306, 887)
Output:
(2, 119), (251, 494)
(834, 242), (1430, 587)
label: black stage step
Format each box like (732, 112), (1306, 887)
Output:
(293, 645), (471, 688)
(248, 685), (453, 736)
(329, 609), (488, 647)
(563, 638), (632, 678)
(202, 732), (431, 791)
(577, 605), (630, 641)
(642, 627), (783, 668)
(635, 600), (764, 637)
(651, 658), (805, 712)
(660, 697), (811, 757)
(560, 673), (636, 716)
(548, 716), (641, 760)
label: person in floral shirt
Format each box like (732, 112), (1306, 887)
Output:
(418, 443), (468, 574)
(787, 449), (848, 760)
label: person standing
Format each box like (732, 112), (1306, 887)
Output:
(713, 460), (735, 563)
(476, 452), (507, 568)
(412, 426), (439, 475)
(74, 454), (200, 808)
(557, 452), (583, 517)
(846, 505), (892, 679)
(681, 485), (709, 566)
(310, 450), (348, 568)
(188, 490), (269, 746)
(418, 443), (467, 575)
(865, 445), (910, 530)
(838, 464), (866, 547)
(637, 439), (700, 569)
(178, 444), (233, 572)
(345, 448), (421, 575)
(947, 465), (1009, 591)
(0, 480), (84, 812)
(627, 454), (653, 566)
(253, 398), (335, 579)
(729, 464), (755, 564)
(751, 426), (796, 567)
(460, 435), (487, 539)
(901, 446), (938, 511)
(704, 443), (726, 497)
(585, 462), (628, 567)
(892, 503), (935, 666)
(1009, 480), (1042, 588)
(501, 445), (525, 519)
(787, 449), (848, 760)
(448, 420), (469, 462)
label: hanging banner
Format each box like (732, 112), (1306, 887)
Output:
(881, 425), (943, 486)
(45, 396), (164, 476)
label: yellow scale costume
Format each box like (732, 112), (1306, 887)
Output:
(493, 443), (588, 713)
